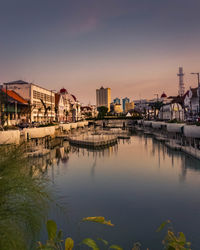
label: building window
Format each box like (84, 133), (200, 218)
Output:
(33, 90), (37, 99)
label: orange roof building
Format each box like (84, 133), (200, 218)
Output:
(1, 89), (28, 104)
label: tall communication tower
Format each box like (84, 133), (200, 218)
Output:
(177, 67), (185, 96)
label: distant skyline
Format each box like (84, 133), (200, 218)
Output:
(1, 0), (200, 104)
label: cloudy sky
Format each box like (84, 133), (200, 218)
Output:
(1, 0), (200, 104)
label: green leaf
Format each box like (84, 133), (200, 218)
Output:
(46, 220), (57, 240)
(97, 238), (109, 245)
(57, 229), (63, 240)
(156, 220), (170, 232)
(132, 242), (141, 250)
(178, 232), (186, 244)
(167, 231), (177, 242)
(82, 216), (114, 226)
(65, 237), (74, 250)
(109, 244), (123, 250)
(82, 238), (99, 250)
(167, 246), (176, 250)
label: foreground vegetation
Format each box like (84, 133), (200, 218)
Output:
(38, 217), (191, 250)
(0, 145), (49, 250)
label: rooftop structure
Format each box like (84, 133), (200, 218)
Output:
(161, 92), (167, 98)
(1, 89), (28, 104)
(177, 67), (185, 96)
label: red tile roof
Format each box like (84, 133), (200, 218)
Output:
(1, 89), (28, 104)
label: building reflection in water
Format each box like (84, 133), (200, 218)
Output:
(137, 133), (200, 182)
(28, 134), (200, 183)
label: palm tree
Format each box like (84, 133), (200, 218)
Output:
(151, 101), (163, 119)
(40, 99), (51, 123)
(37, 107), (42, 123)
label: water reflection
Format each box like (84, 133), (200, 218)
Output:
(28, 134), (200, 183)
(131, 133), (200, 185)
(29, 133), (200, 250)
(27, 140), (120, 178)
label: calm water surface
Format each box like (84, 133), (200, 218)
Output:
(44, 133), (200, 249)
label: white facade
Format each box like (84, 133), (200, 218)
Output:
(4, 80), (55, 123)
(59, 88), (81, 122)
(159, 103), (184, 121)
(55, 94), (65, 122)
(184, 88), (199, 115)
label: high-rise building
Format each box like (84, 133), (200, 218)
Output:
(96, 86), (111, 111)
(113, 97), (121, 105)
(122, 97), (130, 112)
(125, 102), (134, 112)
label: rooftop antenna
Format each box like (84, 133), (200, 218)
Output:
(177, 67), (185, 96)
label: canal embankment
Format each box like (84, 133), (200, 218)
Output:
(136, 120), (200, 160)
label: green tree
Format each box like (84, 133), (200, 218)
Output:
(150, 101), (163, 119)
(97, 106), (108, 119)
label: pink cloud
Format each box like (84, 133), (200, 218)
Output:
(58, 1), (138, 37)
(69, 16), (99, 35)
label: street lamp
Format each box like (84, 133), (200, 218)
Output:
(190, 72), (200, 116)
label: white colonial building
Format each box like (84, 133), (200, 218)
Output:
(159, 102), (184, 121)
(4, 80), (55, 123)
(58, 88), (81, 122)
(184, 87), (199, 116)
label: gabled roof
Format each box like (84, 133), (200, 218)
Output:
(1, 89), (28, 104)
(71, 94), (77, 102)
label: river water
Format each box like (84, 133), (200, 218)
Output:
(40, 132), (200, 249)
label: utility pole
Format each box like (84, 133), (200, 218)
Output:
(51, 90), (52, 123)
(154, 94), (159, 120)
(6, 83), (8, 126)
(191, 72), (200, 116)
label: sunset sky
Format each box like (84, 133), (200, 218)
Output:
(1, 0), (200, 104)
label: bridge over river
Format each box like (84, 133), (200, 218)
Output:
(95, 118), (136, 128)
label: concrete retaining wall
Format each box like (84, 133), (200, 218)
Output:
(0, 130), (20, 145)
(24, 126), (56, 139)
(60, 124), (71, 131)
(70, 123), (78, 129)
(183, 125), (200, 138)
(151, 121), (166, 129)
(143, 121), (152, 127)
(167, 123), (184, 133)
